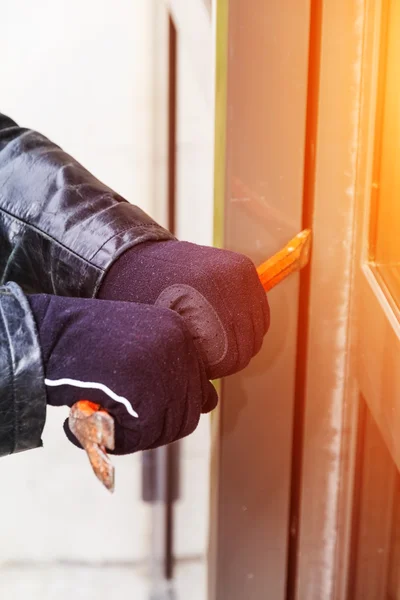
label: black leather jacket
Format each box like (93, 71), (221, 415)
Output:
(0, 113), (174, 456)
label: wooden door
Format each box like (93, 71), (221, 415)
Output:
(293, 0), (400, 598)
(210, 0), (400, 599)
(347, 0), (400, 597)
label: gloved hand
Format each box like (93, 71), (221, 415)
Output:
(99, 241), (270, 380)
(28, 294), (217, 454)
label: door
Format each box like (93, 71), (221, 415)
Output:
(290, 0), (400, 598)
(210, 0), (400, 599)
(347, 0), (400, 597)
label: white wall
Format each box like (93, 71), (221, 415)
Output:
(0, 0), (215, 572)
(174, 29), (214, 557)
(0, 0), (157, 564)
(2, 0), (155, 214)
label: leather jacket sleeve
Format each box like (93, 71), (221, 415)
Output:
(0, 282), (46, 456)
(0, 113), (175, 297)
(0, 113), (174, 457)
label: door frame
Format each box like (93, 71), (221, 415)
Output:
(208, 1), (311, 598)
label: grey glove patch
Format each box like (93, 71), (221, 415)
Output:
(155, 284), (228, 369)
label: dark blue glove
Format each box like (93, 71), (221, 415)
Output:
(28, 294), (217, 454)
(100, 241), (270, 380)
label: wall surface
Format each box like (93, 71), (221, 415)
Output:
(173, 1), (214, 560)
(0, 0), (214, 576)
(0, 0), (157, 565)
